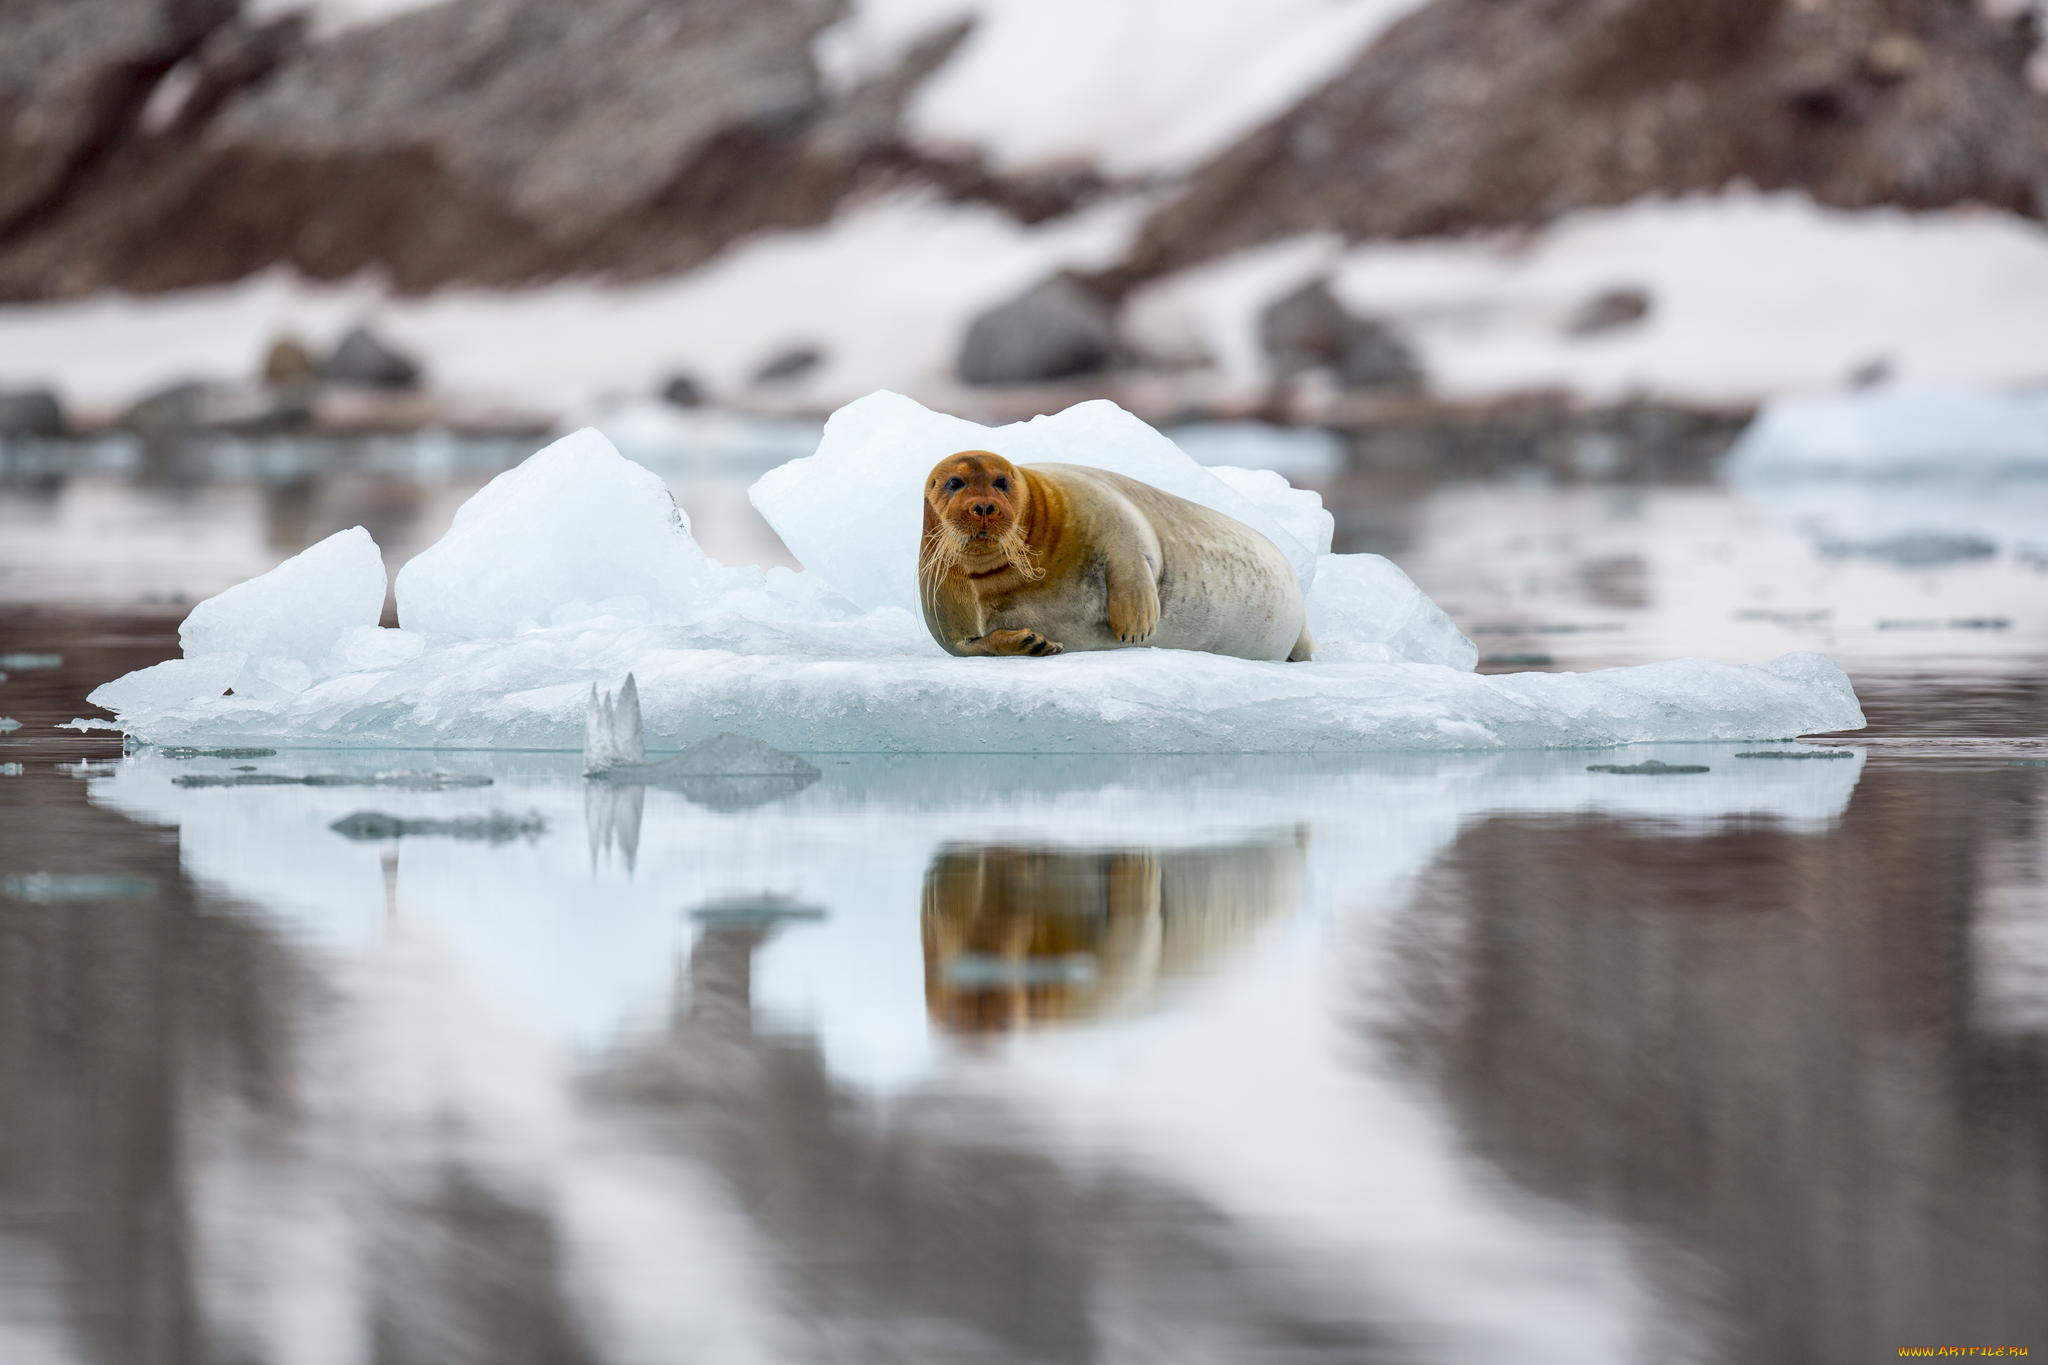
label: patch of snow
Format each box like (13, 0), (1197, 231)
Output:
(811, 0), (977, 92)
(244, 0), (456, 39)
(0, 195), (1145, 414)
(892, 0), (1431, 176)
(82, 404), (1861, 752)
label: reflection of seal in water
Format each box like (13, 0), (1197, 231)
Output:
(919, 451), (1314, 661)
(920, 834), (1308, 1033)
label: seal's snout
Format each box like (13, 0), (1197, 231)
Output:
(970, 501), (997, 517)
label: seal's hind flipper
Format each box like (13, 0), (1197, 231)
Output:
(1288, 625), (1316, 663)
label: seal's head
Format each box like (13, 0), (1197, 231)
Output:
(924, 450), (1025, 547)
(921, 450), (1041, 581)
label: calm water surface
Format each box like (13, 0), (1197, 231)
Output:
(0, 434), (2043, 1364)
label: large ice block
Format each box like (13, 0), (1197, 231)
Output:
(748, 391), (1318, 618)
(180, 525), (385, 664)
(395, 427), (716, 639)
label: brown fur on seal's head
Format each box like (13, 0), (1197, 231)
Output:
(920, 450), (1048, 592)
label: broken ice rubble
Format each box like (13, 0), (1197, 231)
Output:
(85, 393), (1863, 752)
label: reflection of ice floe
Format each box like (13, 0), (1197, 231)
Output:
(87, 742), (1866, 1062)
(85, 393), (1861, 750)
(87, 741), (1865, 1361)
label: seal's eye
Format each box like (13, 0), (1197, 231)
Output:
(945, 477), (966, 492)
(992, 477), (1009, 492)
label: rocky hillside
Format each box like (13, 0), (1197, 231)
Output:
(6, 0), (2044, 302)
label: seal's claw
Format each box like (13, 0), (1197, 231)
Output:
(973, 627), (1065, 657)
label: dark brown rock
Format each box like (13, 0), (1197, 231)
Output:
(751, 345), (825, 387)
(1258, 279), (1421, 390)
(0, 388), (65, 437)
(319, 325), (421, 390)
(956, 274), (1115, 386)
(1564, 286), (1652, 337)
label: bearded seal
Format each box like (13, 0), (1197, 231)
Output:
(919, 451), (1314, 662)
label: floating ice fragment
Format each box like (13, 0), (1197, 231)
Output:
(0, 763), (22, 776)
(667, 733), (822, 779)
(689, 894), (828, 926)
(1735, 748), (1856, 760)
(0, 653), (61, 670)
(329, 810), (547, 842)
(397, 427), (713, 639)
(5, 873), (155, 902)
(1587, 760), (1711, 775)
(945, 953), (1097, 987)
(0, 717), (18, 732)
(1727, 384), (2048, 480)
(172, 772), (494, 790)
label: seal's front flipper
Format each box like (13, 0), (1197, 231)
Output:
(960, 628), (1065, 657)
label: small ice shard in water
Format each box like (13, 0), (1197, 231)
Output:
(329, 810), (548, 842)
(583, 673), (820, 809)
(0, 653), (61, 670)
(171, 771), (493, 790)
(0, 718), (19, 732)
(4, 873), (155, 902)
(688, 893), (828, 926)
(584, 674), (646, 774)
(1587, 759), (1711, 775)
(0, 763), (23, 776)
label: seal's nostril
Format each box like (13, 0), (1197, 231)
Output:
(972, 503), (997, 516)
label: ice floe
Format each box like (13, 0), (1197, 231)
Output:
(1727, 383), (2048, 481)
(84, 394), (1863, 752)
